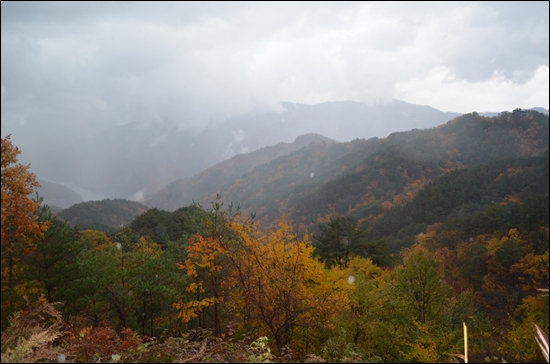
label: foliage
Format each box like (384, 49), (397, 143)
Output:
(313, 217), (367, 268)
(66, 323), (142, 363)
(56, 198), (148, 230)
(1, 110), (549, 362)
(0, 295), (64, 363)
(1, 135), (47, 247)
(227, 219), (352, 355)
(1, 135), (49, 329)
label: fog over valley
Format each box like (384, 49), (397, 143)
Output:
(1, 2), (548, 202)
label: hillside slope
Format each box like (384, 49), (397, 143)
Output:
(56, 199), (149, 231)
(33, 179), (83, 209)
(144, 133), (336, 211)
(195, 109), (548, 233)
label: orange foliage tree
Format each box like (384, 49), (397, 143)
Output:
(1, 135), (48, 327)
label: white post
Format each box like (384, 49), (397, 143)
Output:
(463, 322), (468, 363)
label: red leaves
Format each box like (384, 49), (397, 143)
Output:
(66, 321), (141, 362)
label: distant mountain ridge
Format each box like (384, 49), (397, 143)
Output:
(145, 109), (548, 233)
(144, 133), (335, 210)
(56, 199), (149, 231)
(33, 179), (83, 209)
(29, 99), (467, 201)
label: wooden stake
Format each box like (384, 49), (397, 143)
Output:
(463, 322), (468, 363)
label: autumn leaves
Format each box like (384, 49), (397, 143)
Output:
(174, 217), (351, 353)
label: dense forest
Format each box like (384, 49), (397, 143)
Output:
(56, 199), (149, 233)
(1, 109), (548, 363)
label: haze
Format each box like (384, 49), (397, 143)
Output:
(1, 1), (548, 200)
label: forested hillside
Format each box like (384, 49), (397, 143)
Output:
(30, 100), (463, 201)
(144, 133), (335, 210)
(197, 109), (548, 231)
(1, 110), (548, 363)
(56, 199), (149, 232)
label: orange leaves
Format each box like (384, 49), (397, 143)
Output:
(2, 135), (49, 325)
(1, 135), (48, 248)
(184, 234), (226, 276)
(173, 216), (351, 351)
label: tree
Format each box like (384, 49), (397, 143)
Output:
(1, 135), (48, 328)
(227, 219), (351, 354)
(392, 243), (472, 362)
(313, 217), (369, 268)
(22, 203), (84, 308)
(173, 234), (226, 336)
(173, 197), (240, 337)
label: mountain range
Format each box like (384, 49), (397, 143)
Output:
(145, 109), (549, 239)
(28, 99), (474, 201)
(29, 101), (548, 222)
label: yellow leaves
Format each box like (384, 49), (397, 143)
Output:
(225, 218), (351, 349)
(174, 233), (228, 323)
(345, 256), (384, 282)
(510, 250), (549, 292)
(173, 297), (220, 323)
(415, 231), (436, 247)
(507, 228), (520, 240)
(186, 282), (198, 293)
(133, 236), (161, 256)
(174, 216), (352, 350)
(79, 230), (111, 250)
(186, 282), (205, 294)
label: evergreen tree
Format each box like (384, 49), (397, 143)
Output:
(313, 217), (368, 268)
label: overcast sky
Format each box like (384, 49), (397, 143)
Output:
(2, 1), (549, 151)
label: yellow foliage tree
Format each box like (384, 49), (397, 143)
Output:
(226, 219), (351, 354)
(173, 234), (226, 336)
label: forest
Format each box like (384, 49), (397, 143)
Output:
(1, 109), (548, 363)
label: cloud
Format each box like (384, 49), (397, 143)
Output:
(1, 1), (548, 156)
(395, 65), (550, 112)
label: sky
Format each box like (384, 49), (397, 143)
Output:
(1, 1), (549, 153)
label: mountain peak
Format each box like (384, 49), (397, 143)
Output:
(293, 133), (336, 145)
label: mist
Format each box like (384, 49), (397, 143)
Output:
(1, 2), (548, 201)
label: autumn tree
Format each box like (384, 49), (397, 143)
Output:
(173, 197), (240, 337)
(1, 135), (48, 328)
(227, 219), (351, 355)
(326, 257), (406, 362)
(392, 243), (473, 362)
(173, 234), (226, 335)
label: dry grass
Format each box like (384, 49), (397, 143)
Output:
(0, 295), (65, 363)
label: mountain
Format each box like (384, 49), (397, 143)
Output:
(160, 109), (548, 235)
(144, 133), (336, 211)
(28, 99), (463, 201)
(56, 198), (149, 232)
(32, 179), (83, 209)
(529, 107), (549, 115)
